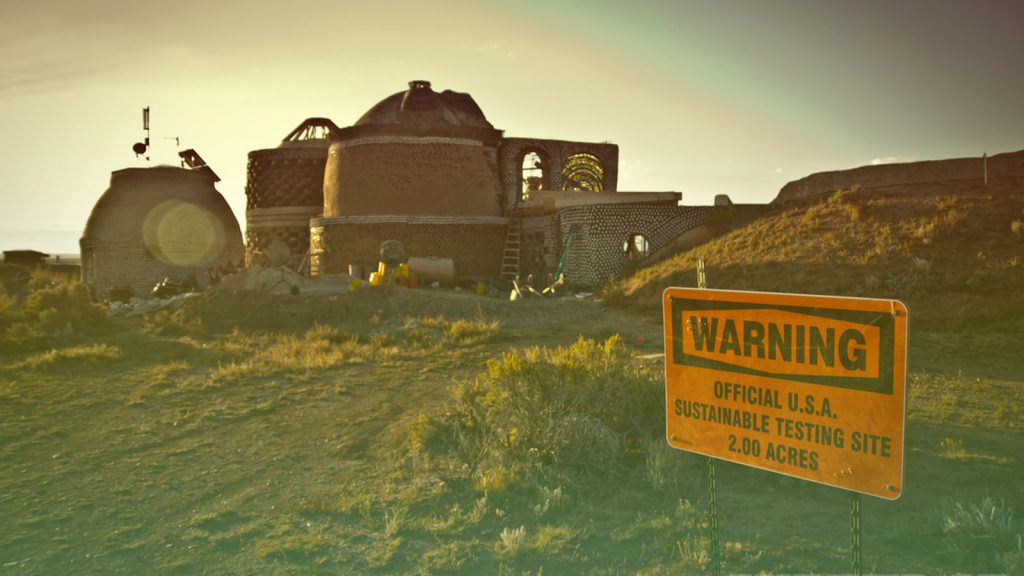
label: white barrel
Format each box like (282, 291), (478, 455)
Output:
(407, 257), (455, 285)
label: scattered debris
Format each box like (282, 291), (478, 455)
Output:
(108, 292), (200, 317)
(215, 265), (359, 296)
(151, 277), (192, 298)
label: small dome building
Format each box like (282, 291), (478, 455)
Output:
(80, 165), (244, 298)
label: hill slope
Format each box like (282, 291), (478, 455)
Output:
(614, 180), (1024, 374)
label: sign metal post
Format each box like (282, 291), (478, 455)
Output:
(695, 260), (722, 576)
(851, 493), (863, 575)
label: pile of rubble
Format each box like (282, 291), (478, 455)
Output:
(107, 292), (200, 317)
(106, 265), (360, 317)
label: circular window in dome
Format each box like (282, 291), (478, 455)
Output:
(561, 153), (604, 192)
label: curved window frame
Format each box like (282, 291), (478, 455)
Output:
(561, 152), (604, 192)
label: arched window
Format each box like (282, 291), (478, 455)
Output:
(561, 153), (604, 192)
(520, 151), (544, 201)
(623, 233), (650, 260)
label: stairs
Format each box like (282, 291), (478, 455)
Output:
(500, 217), (522, 281)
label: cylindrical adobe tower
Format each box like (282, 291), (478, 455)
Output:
(311, 80), (508, 279)
(80, 166), (244, 299)
(244, 118), (339, 269)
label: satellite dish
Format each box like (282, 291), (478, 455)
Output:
(132, 142), (148, 155)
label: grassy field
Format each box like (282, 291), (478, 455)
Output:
(1, 180), (1023, 574)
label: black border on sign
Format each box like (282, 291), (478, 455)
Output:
(669, 297), (896, 395)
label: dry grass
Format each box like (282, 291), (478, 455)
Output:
(419, 314), (502, 345)
(10, 343), (122, 370)
(210, 324), (382, 381)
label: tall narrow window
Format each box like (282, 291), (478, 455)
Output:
(521, 151), (544, 201)
(561, 153), (604, 192)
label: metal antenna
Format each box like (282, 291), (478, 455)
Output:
(132, 106), (151, 161)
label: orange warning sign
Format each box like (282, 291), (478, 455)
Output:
(663, 288), (908, 499)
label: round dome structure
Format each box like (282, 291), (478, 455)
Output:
(354, 80), (496, 132)
(311, 80), (509, 279)
(322, 80), (504, 218)
(80, 166), (244, 298)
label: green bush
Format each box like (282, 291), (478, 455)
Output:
(25, 280), (108, 335)
(420, 335), (662, 490)
(0, 287), (25, 330)
(1, 274), (108, 344)
(942, 496), (1016, 569)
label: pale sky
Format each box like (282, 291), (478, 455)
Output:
(1, 0), (1022, 253)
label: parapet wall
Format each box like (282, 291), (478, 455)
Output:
(774, 149), (1024, 204)
(499, 138), (619, 211)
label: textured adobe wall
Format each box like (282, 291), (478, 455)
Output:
(553, 203), (711, 288)
(519, 214), (562, 281)
(244, 209), (319, 269)
(775, 149), (1024, 203)
(244, 146), (329, 266)
(324, 140), (503, 217)
(310, 218), (507, 280)
(246, 147), (328, 209)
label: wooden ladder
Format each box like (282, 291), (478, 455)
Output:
(500, 216), (522, 281)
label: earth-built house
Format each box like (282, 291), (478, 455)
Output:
(80, 165), (244, 299)
(245, 80), (711, 288)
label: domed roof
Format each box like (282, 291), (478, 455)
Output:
(82, 166), (243, 261)
(80, 165), (245, 298)
(355, 80), (495, 130)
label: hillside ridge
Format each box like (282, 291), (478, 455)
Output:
(774, 148), (1024, 204)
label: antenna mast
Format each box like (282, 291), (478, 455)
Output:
(132, 106), (151, 161)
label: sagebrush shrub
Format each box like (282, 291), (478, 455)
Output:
(26, 280), (107, 334)
(420, 335), (662, 489)
(942, 496), (1016, 569)
(2, 274), (107, 343)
